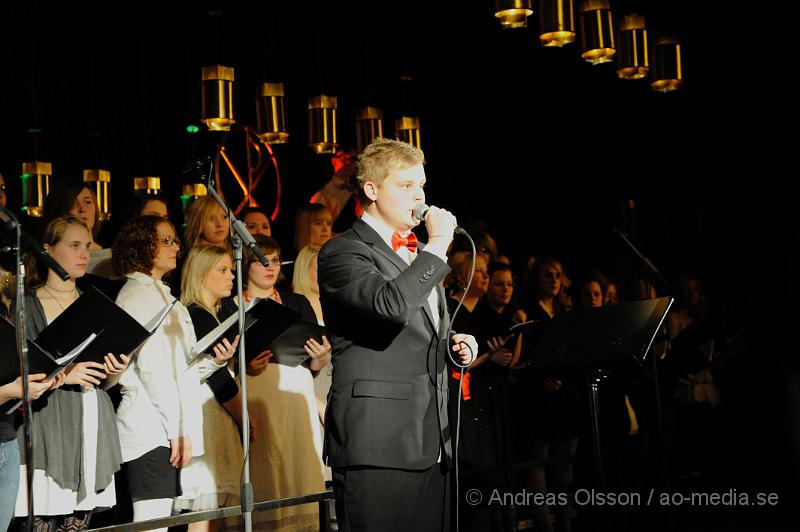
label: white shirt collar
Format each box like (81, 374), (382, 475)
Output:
(125, 270), (173, 296)
(361, 211), (401, 250)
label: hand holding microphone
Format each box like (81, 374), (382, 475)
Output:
(412, 203), (464, 260)
(412, 204), (464, 240)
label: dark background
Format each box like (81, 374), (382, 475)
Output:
(0, 1), (791, 286)
(0, 0), (793, 332)
(0, 1), (797, 527)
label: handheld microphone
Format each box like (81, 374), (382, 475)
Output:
(230, 219), (273, 268)
(0, 208), (70, 281)
(412, 204), (466, 235)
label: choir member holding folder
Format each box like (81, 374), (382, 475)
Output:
(14, 216), (126, 531)
(1, 374), (58, 530)
(243, 235), (331, 531)
(175, 245), (246, 532)
(111, 216), (237, 530)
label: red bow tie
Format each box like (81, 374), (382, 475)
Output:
(391, 231), (418, 252)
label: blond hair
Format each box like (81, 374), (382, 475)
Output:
(183, 196), (230, 250)
(293, 245), (321, 297)
(356, 138), (425, 204)
(294, 203), (330, 253)
(180, 245), (231, 315)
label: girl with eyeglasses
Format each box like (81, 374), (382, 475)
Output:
(243, 235), (331, 531)
(112, 216), (238, 530)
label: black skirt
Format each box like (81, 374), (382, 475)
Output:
(126, 446), (181, 501)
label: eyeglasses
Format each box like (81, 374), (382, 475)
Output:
(261, 258), (281, 266)
(158, 237), (181, 248)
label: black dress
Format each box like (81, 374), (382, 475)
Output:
(446, 300), (503, 485)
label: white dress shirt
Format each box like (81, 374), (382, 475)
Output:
(361, 212), (442, 331)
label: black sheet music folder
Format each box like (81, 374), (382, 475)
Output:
(518, 297), (673, 370)
(34, 286), (175, 365)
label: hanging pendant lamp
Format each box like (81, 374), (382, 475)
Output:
(20, 161), (51, 217)
(308, 95), (339, 155)
(539, 0), (575, 47)
(395, 116), (421, 150)
(578, 0), (615, 65)
(256, 82), (289, 144)
(495, 0), (534, 29)
(201, 65), (235, 131)
(83, 169), (111, 220)
(134, 177), (161, 195)
(651, 36), (683, 92)
(356, 107), (384, 153)
(617, 14), (649, 79)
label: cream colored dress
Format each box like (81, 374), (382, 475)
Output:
(247, 361), (325, 531)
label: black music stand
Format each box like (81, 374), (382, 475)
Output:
(519, 297), (673, 488)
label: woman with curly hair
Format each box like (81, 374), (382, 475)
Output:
(112, 216), (237, 530)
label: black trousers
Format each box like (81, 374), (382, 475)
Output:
(333, 461), (450, 532)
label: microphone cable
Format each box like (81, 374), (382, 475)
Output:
(444, 231), (477, 532)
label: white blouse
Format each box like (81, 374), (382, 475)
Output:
(114, 271), (223, 462)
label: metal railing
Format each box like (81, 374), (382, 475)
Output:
(88, 489), (335, 532)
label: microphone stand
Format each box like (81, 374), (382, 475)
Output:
(614, 229), (668, 289)
(202, 159), (268, 532)
(613, 229), (672, 498)
(0, 207), (35, 532)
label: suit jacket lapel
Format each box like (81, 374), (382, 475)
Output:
(355, 219), (442, 336)
(352, 218), (408, 273)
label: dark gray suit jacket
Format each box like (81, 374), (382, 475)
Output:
(319, 218), (453, 471)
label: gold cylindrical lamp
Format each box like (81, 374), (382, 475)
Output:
(617, 15), (649, 79)
(539, 0), (575, 47)
(356, 107), (384, 153)
(20, 161), (52, 217)
(495, 0), (533, 29)
(134, 177), (161, 195)
(578, 0), (615, 65)
(201, 65), (235, 131)
(308, 95), (339, 155)
(182, 183), (208, 197)
(83, 169), (111, 220)
(256, 82), (288, 144)
(395, 116), (421, 150)
(651, 36), (683, 93)
(180, 183), (208, 228)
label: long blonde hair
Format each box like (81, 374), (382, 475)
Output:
(180, 245), (231, 315)
(293, 203), (330, 253)
(293, 245), (320, 297)
(183, 196), (230, 250)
